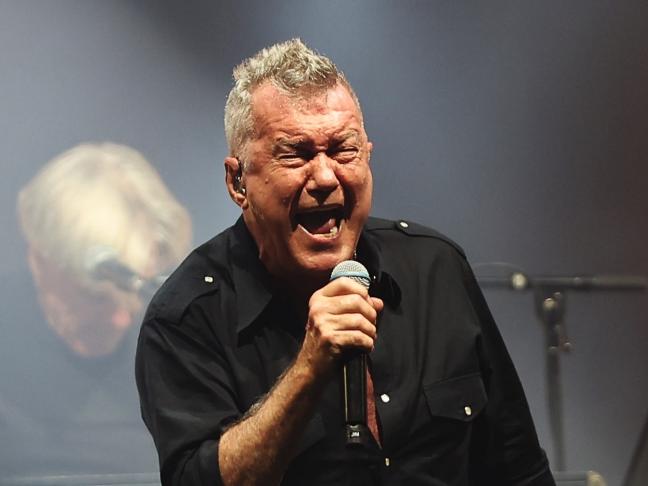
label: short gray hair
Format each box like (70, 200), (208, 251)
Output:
(224, 38), (361, 159)
(17, 142), (192, 282)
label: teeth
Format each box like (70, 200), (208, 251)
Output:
(330, 225), (338, 235)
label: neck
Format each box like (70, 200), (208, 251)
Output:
(272, 272), (327, 311)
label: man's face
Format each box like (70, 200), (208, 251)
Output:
(28, 246), (158, 358)
(232, 82), (373, 286)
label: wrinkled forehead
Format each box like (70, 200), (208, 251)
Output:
(249, 81), (364, 138)
(251, 81), (362, 119)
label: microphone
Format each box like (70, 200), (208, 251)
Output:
(85, 246), (165, 297)
(330, 260), (371, 446)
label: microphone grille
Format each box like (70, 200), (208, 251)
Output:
(84, 245), (118, 274)
(330, 260), (371, 290)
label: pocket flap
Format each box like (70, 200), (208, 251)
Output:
(423, 373), (487, 422)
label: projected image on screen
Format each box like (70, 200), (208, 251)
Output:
(0, 143), (192, 480)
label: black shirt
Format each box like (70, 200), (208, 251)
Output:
(136, 216), (555, 485)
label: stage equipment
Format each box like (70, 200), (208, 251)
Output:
(477, 265), (646, 471)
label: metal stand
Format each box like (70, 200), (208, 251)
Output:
(477, 270), (646, 471)
(535, 287), (570, 471)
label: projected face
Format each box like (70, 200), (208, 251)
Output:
(17, 143), (192, 359)
(27, 246), (159, 358)
(227, 82), (373, 290)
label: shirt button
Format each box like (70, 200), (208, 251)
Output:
(384, 457), (391, 467)
(380, 393), (390, 403)
(399, 220), (409, 228)
(464, 405), (472, 416)
(204, 276), (214, 283)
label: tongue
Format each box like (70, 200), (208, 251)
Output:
(299, 212), (337, 234)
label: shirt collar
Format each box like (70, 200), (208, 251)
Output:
(229, 217), (274, 335)
(228, 216), (401, 335)
(356, 223), (402, 308)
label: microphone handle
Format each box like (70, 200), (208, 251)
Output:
(343, 352), (367, 445)
(329, 260), (372, 446)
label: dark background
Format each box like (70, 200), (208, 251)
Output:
(1, 1), (646, 485)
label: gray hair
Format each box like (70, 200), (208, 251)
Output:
(224, 38), (361, 160)
(17, 142), (192, 282)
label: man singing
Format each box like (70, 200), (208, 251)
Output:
(136, 39), (555, 486)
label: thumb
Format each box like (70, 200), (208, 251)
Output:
(371, 297), (384, 312)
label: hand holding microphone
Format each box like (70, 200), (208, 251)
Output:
(300, 262), (382, 376)
(297, 261), (383, 445)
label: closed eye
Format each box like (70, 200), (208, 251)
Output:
(277, 153), (308, 167)
(328, 146), (359, 162)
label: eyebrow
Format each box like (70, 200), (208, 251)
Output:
(333, 131), (361, 144)
(274, 138), (307, 150)
(273, 130), (361, 150)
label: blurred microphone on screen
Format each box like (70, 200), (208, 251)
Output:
(17, 142), (192, 357)
(1, 142), (193, 479)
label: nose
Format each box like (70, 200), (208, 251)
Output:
(111, 307), (133, 330)
(306, 154), (339, 200)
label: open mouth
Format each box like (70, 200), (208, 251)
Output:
(295, 206), (344, 238)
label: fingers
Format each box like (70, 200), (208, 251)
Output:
(311, 277), (382, 318)
(310, 319), (376, 353)
(308, 311), (377, 339)
(370, 297), (384, 313)
(310, 293), (377, 324)
(298, 276), (386, 378)
(306, 278), (384, 348)
(317, 276), (370, 297)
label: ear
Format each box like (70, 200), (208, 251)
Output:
(366, 141), (373, 162)
(224, 157), (248, 209)
(27, 247), (45, 287)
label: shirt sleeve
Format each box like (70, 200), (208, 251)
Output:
(461, 258), (556, 486)
(135, 299), (240, 486)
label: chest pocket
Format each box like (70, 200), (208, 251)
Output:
(423, 372), (488, 421)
